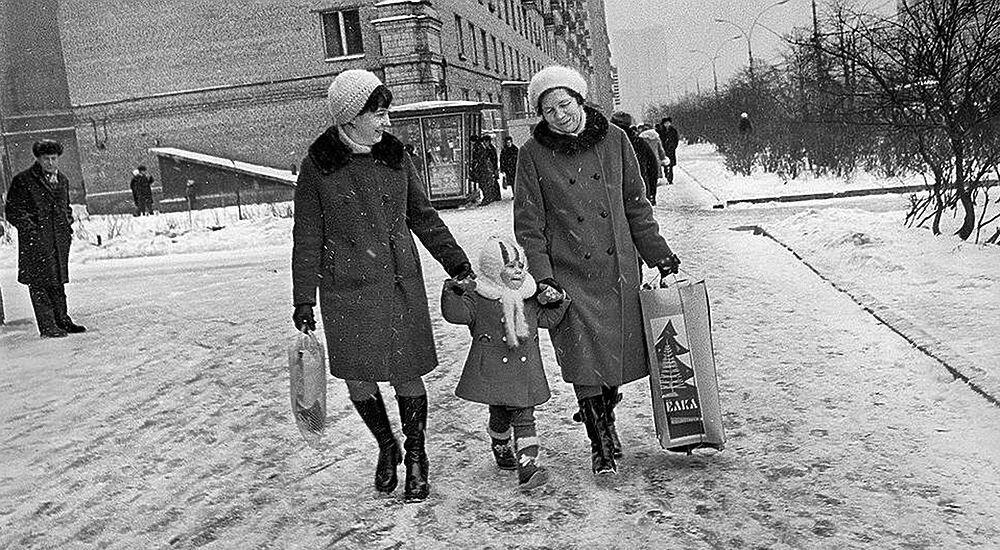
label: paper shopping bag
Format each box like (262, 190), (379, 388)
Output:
(640, 278), (725, 452)
(288, 331), (327, 448)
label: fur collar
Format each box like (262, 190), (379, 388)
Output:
(307, 127), (405, 173)
(532, 105), (609, 155)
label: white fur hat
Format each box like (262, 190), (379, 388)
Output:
(528, 65), (588, 114)
(477, 235), (525, 284)
(327, 69), (384, 125)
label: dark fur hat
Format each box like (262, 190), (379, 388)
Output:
(32, 140), (63, 157)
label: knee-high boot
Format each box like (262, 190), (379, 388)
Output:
(396, 394), (430, 502)
(578, 395), (617, 475)
(602, 386), (624, 458)
(351, 391), (402, 493)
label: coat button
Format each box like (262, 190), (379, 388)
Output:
(569, 178), (576, 185)
(606, 246), (615, 255)
(381, 193), (390, 203)
(592, 173), (601, 180)
(502, 356), (509, 363)
(520, 356), (527, 362)
(600, 211), (608, 218)
(577, 215), (585, 222)
(584, 252), (591, 259)
(501, 336), (507, 342)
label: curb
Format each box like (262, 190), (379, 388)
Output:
(724, 184), (929, 206)
(732, 224), (1000, 408)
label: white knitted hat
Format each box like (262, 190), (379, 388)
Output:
(327, 69), (384, 125)
(477, 235), (526, 284)
(527, 65), (588, 114)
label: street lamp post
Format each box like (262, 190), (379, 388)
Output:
(690, 35), (741, 95)
(715, 0), (791, 80)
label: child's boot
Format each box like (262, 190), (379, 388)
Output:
(489, 427), (517, 471)
(513, 434), (549, 491)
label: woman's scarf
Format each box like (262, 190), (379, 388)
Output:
(337, 126), (373, 154)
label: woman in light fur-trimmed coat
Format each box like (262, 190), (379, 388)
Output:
(441, 236), (569, 492)
(513, 65), (682, 476)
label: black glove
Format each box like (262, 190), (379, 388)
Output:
(448, 262), (477, 294)
(444, 278), (476, 295)
(448, 261), (475, 280)
(535, 277), (566, 307)
(657, 253), (681, 277)
(292, 304), (316, 333)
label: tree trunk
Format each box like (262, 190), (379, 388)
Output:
(952, 137), (975, 240)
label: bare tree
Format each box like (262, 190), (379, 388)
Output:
(821, 0), (1000, 241)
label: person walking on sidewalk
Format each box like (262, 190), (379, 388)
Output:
(514, 65), (682, 476)
(291, 69), (475, 503)
(5, 139), (87, 338)
(472, 134), (501, 205)
(611, 112), (660, 206)
(499, 136), (519, 191)
(657, 117), (680, 184)
(129, 165), (155, 215)
(441, 236), (570, 492)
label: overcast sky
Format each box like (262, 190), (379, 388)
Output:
(604, 0), (817, 113)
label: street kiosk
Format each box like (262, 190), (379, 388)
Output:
(390, 100), (503, 208)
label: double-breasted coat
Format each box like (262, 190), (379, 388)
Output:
(442, 285), (569, 408)
(5, 163), (74, 285)
(513, 106), (676, 387)
(292, 129), (470, 383)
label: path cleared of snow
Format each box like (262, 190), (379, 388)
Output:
(2, 153), (998, 549)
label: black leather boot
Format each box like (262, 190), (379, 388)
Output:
(397, 394), (430, 502)
(29, 285), (66, 338)
(578, 395), (617, 475)
(491, 436), (517, 471)
(351, 391), (402, 493)
(50, 284), (85, 333)
(602, 386), (624, 458)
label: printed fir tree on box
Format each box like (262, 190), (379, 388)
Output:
(654, 318), (706, 438)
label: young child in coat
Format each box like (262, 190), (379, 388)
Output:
(441, 235), (569, 491)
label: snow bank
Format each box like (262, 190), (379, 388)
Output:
(765, 207), (999, 397)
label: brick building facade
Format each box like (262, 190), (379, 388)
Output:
(3, 0), (614, 213)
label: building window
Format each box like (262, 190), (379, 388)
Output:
(322, 9), (363, 59)
(501, 42), (508, 75)
(463, 88), (470, 100)
(516, 51), (521, 79)
(491, 36), (499, 73)
(481, 30), (489, 70)
(488, 92), (493, 103)
(504, 0), (510, 25)
(470, 22), (478, 65)
(455, 15), (465, 59)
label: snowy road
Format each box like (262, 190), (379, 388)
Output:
(2, 190), (999, 549)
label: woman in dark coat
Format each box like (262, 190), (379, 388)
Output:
(513, 66), (681, 476)
(4, 139), (86, 338)
(291, 70), (473, 502)
(499, 136), (519, 190)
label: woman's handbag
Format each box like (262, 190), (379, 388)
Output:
(287, 331), (327, 448)
(639, 275), (725, 453)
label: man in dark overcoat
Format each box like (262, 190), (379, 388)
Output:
(5, 140), (86, 337)
(612, 112), (661, 205)
(657, 117), (680, 184)
(499, 136), (519, 190)
(129, 165), (155, 215)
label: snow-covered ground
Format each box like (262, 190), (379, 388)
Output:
(1, 144), (998, 549)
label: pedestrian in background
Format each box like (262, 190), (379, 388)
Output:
(291, 69), (474, 503)
(472, 134), (501, 205)
(130, 164), (155, 215)
(611, 113), (660, 206)
(514, 65), (682, 476)
(441, 236), (570, 492)
(657, 117), (680, 184)
(499, 136), (519, 191)
(5, 139), (87, 338)
(638, 124), (667, 181)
